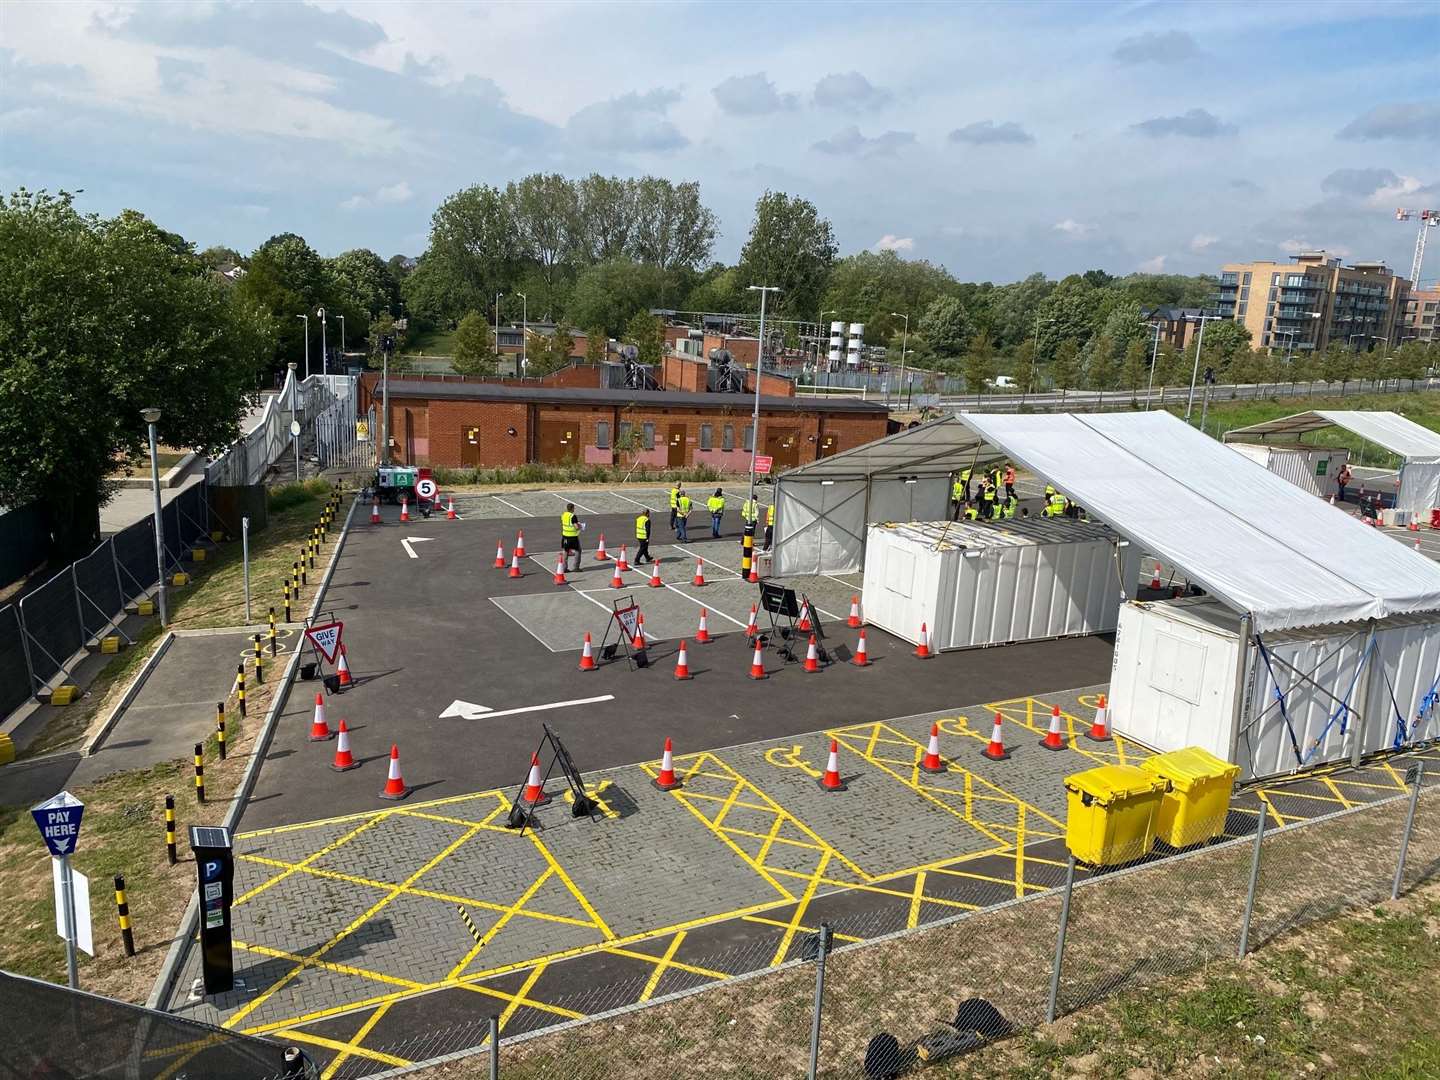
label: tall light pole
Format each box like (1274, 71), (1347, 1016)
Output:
(296, 314), (309, 378)
(337, 314), (346, 360)
(1026, 316), (1055, 405)
(494, 292), (504, 371)
(746, 284), (781, 505)
(317, 306), (328, 376)
(818, 310), (837, 373)
(889, 311), (910, 400)
(141, 408), (168, 626)
(1185, 314), (1224, 420)
(517, 292), (528, 375)
(1144, 321), (1163, 410)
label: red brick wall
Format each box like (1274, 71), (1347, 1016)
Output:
(661, 355), (708, 393)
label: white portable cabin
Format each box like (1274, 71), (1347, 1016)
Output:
(1226, 443), (1348, 501)
(862, 518), (1139, 651)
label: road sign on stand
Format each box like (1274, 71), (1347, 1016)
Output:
(304, 621), (344, 664)
(754, 455), (774, 475)
(51, 859), (92, 956)
(32, 791), (84, 856)
(415, 477), (437, 501)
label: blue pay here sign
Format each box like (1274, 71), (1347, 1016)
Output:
(32, 790), (85, 857)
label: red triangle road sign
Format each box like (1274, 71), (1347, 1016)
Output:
(305, 621), (344, 664)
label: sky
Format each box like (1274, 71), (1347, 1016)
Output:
(2, 0), (1438, 286)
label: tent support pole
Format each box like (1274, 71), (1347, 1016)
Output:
(1350, 620), (1379, 768)
(1228, 614), (1252, 769)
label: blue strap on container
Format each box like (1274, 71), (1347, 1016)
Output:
(1254, 636), (1303, 767)
(1298, 635), (1374, 766)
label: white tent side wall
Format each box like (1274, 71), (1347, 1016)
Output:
(772, 475), (948, 577)
(1226, 444), (1347, 500)
(1398, 460), (1440, 515)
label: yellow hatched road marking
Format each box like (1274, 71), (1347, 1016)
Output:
(742, 914), (864, 944)
(770, 849), (833, 965)
(527, 829), (616, 940)
(639, 931), (687, 1002)
(907, 872), (927, 929)
(234, 941), (425, 991)
(235, 814), (389, 906)
(320, 1002), (394, 1080)
(498, 963), (548, 1032)
(603, 944), (729, 982)
(455, 978), (585, 1020)
(447, 867), (556, 980)
(238, 789), (510, 839)
(278, 1029), (410, 1069)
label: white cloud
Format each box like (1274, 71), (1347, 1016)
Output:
(1279, 239), (1351, 258)
(874, 234), (914, 252)
(813, 71), (890, 111)
(1139, 255), (1167, 273)
(1190, 234), (1219, 252)
(812, 125), (915, 158)
(1053, 219), (1096, 238)
(567, 88), (687, 152)
(1369, 173), (1424, 206)
(339, 180), (414, 211)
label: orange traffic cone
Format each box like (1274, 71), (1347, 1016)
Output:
(818, 739), (846, 792)
(693, 559), (706, 586)
(370, 499), (381, 525)
(308, 692), (333, 741)
(648, 559), (663, 588)
(399, 497), (410, 523)
(847, 596), (861, 628)
(982, 713), (1010, 761)
(610, 560), (625, 588)
(851, 628), (870, 666)
(748, 641), (767, 680)
(797, 602), (813, 632)
(915, 622), (931, 659)
(446, 497), (457, 520)
(920, 722), (945, 774)
(616, 544), (629, 571)
(632, 613), (647, 652)
(745, 603), (758, 638)
(514, 530), (527, 558)
(1149, 562), (1162, 590)
(1086, 694), (1111, 742)
(673, 639), (693, 680)
(494, 541), (506, 569)
(379, 744), (410, 800)
(509, 553), (522, 578)
(336, 645), (352, 687)
(521, 752), (550, 806)
(579, 632), (596, 671)
(1040, 705), (1065, 751)
(553, 556), (567, 585)
(331, 719), (359, 771)
(696, 608), (711, 643)
(804, 634), (821, 673)
(595, 533), (608, 560)
(748, 562), (760, 583)
(653, 737), (681, 791)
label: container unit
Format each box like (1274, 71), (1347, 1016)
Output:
(861, 518), (1138, 652)
(828, 321), (844, 365)
(1226, 443), (1349, 500)
(1107, 595), (1440, 781)
(846, 323), (864, 367)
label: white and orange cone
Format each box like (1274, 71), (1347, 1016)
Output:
(521, 752), (550, 806)
(693, 559), (706, 586)
(696, 608), (711, 643)
(648, 559), (663, 588)
(638, 611), (650, 644)
(851, 628), (870, 667)
(331, 719), (359, 771)
(818, 739), (846, 792)
(745, 603), (759, 639)
(1149, 562), (1162, 590)
(370, 500), (381, 525)
(748, 641), (767, 680)
(982, 713), (1010, 761)
(673, 639), (693, 680)
(616, 544), (630, 571)
(579, 632), (596, 671)
(514, 530), (527, 558)
(804, 634), (821, 673)
(594, 533), (608, 560)
(610, 560), (625, 589)
(1086, 694), (1111, 742)
(847, 596), (862, 628)
(797, 602), (813, 633)
(920, 722), (945, 774)
(446, 496), (457, 520)
(915, 622), (932, 659)
(399, 497), (410, 523)
(336, 645), (352, 688)
(379, 744), (410, 800)
(1040, 705), (1065, 751)
(653, 737), (681, 791)
(508, 553), (523, 579)
(308, 692), (333, 741)
(494, 541), (507, 569)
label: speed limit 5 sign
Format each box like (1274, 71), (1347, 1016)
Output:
(415, 478), (437, 500)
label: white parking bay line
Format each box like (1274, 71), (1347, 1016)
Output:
(549, 490), (597, 514)
(491, 495), (535, 517)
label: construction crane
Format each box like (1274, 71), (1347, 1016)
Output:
(1396, 208), (1438, 285)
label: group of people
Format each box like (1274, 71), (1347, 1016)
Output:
(949, 464), (1083, 521)
(560, 483), (778, 569)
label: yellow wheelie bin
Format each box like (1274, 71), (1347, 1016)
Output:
(1064, 765), (1168, 867)
(1140, 746), (1240, 848)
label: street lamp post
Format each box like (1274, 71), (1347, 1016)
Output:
(1185, 314), (1224, 420)
(1144, 322), (1163, 410)
(1026, 316), (1055, 405)
(889, 311), (910, 405)
(517, 292), (528, 375)
(317, 306), (328, 376)
(296, 314), (309, 379)
(819, 310), (837, 374)
(337, 315), (345, 360)
(494, 292), (504, 372)
(746, 284), (781, 506)
(141, 408), (168, 627)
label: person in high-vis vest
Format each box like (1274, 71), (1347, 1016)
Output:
(707, 489), (726, 538)
(675, 490), (692, 542)
(979, 478), (998, 519)
(560, 504), (583, 571)
(634, 508), (652, 564)
(1003, 463), (1016, 501)
(763, 502), (776, 551)
(741, 495), (759, 528)
(669, 484), (681, 532)
(951, 476), (966, 512)
(1044, 491), (1067, 517)
(963, 503), (980, 520)
(959, 467), (973, 503)
(1002, 494), (1018, 519)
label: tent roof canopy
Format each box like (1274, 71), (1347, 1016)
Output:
(1223, 410), (1440, 462)
(777, 412), (1440, 633)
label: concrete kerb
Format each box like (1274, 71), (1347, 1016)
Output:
(82, 631), (176, 757)
(145, 493), (359, 1012)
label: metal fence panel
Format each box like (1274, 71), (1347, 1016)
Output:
(113, 517), (159, 600)
(0, 498), (51, 589)
(73, 539), (122, 641)
(18, 566), (82, 687)
(0, 604), (31, 717)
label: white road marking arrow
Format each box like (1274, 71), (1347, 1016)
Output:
(401, 536), (435, 559)
(439, 700), (493, 720)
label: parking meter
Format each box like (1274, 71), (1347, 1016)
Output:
(190, 825), (235, 994)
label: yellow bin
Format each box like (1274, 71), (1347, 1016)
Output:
(1064, 765), (1168, 867)
(1141, 746), (1240, 848)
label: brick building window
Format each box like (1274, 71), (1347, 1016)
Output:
(595, 421), (610, 449)
(699, 424), (712, 450)
(642, 422), (656, 449)
(742, 425), (754, 451)
(618, 421), (633, 448)
(722, 424), (735, 450)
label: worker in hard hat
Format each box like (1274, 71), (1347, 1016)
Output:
(707, 488), (726, 538)
(979, 476), (998, 519)
(675, 489), (692, 542)
(1044, 489), (1067, 517)
(1004, 463), (1016, 501)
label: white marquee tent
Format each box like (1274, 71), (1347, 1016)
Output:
(1223, 410), (1440, 514)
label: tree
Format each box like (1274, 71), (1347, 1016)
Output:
(1121, 338), (1148, 396)
(1085, 333), (1118, 391)
(367, 311), (402, 366)
(526, 325), (577, 376)
(451, 311), (497, 376)
(629, 177), (719, 278)
(327, 248), (399, 320)
(684, 265), (745, 314)
(820, 250), (959, 343)
(737, 190), (837, 317)
(989, 272), (1055, 349)
(1155, 343), (1186, 387)
(1035, 276), (1108, 357)
(584, 326), (608, 365)
(963, 329), (995, 400)
(401, 253), (469, 329)
(200, 245), (243, 269)
(506, 174), (579, 292)
(427, 184), (517, 319)
(235, 231), (332, 370)
(918, 295), (970, 359)
(1196, 319), (1252, 371)
(0, 191), (274, 558)
(575, 174), (637, 263)
(1013, 338), (1039, 395)
(1321, 343), (1355, 388)
(624, 311), (665, 366)
(565, 258), (666, 337)
(1050, 338), (1079, 399)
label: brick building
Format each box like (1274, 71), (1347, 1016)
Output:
(1401, 285), (1439, 345)
(357, 379), (890, 472)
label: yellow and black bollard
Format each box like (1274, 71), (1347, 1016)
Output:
(216, 701), (227, 760)
(235, 662), (246, 720)
(114, 874), (135, 956)
(253, 634), (264, 684)
(194, 743), (205, 804)
(283, 584), (292, 624)
(310, 534), (317, 569)
(268, 605), (278, 655)
(164, 794), (177, 864)
(299, 552), (307, 588)
(741, 524), (755, 578)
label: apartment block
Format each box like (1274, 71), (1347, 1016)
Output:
(1215, 251), (1411, 352)
(1400, 286), (1439, 344)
